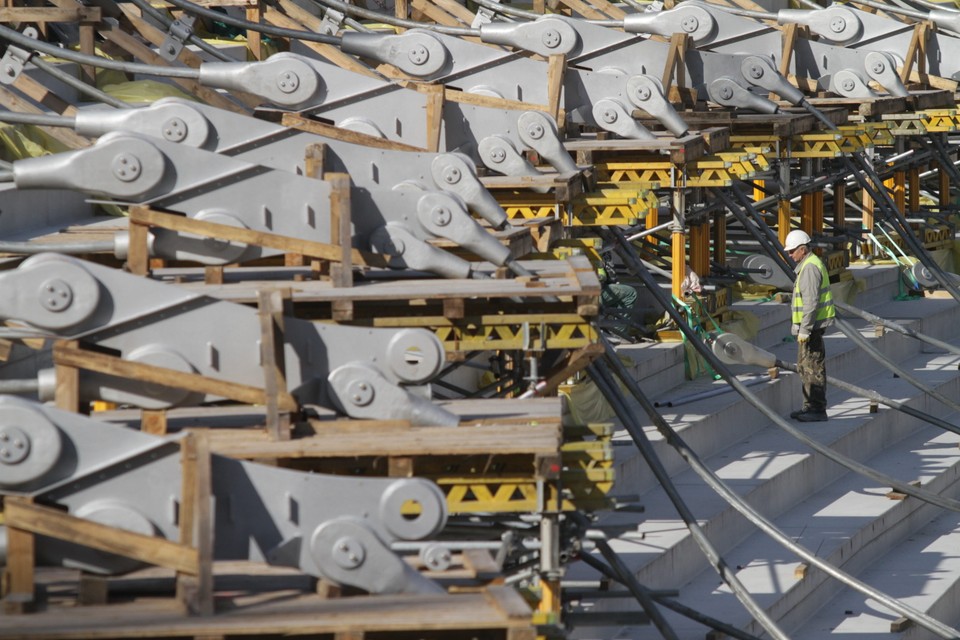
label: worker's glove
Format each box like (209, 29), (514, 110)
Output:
(797, 333), (809, 343)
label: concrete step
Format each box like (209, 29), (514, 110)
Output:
(791, 507), (960, 640)
(610, 297), (958, 500)
(568, 345), (960, 639)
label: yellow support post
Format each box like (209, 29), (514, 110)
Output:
(833, 180), (846, 230)
(778, 199), (791, 246)
(800, 193), (814, 237)
(689, 222), (709, 279)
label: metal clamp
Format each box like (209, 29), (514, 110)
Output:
(159, 14), (196, 62)
(625, 75), (690, 137)
(740, 55), (805, 106)
(777, 7), (863, 44)
(199, 53), (325, 108)
(0, 27), (37, 86)
(707, 77), (778, 114)
(622, 4), (716, 43)
(593, 98), (655, 141)
(517, 111), (578, 174)
(431, 153), (510, 228)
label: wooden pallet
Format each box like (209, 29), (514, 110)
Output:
(0, 565), (536, 640)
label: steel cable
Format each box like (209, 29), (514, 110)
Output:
(598, 319), (960, 639)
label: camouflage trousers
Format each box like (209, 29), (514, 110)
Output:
(797, 328), (827, 412)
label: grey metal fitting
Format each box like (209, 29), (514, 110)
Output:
(479, 17), (579, 57)
(0, 254), (101, 332)
(370, 224), (472, 279)
(929, 9), (960, 34)
(777, 7), (862, 44)
(416, 192), (512, 266)
(430, 154), (510, 228)
(625, 75), (689, 137)
(830, 69), (877, 99)
(328, 362), (459, 427)
(863, 51), (909, 98)
(592, 98), (655, 141)
(623, 4), (715, 43)
(517, 111), (578, 174)
(0, 400), (62, 490)
(340, 30), (449, 78)
(740, 56), (805, 106)
(712, 332), (777, 369)
(14, 132), (167, 199)
(199, 53), (324, 107)
(707, 77), (778, 114)
(75, 99), (212, 149)
(477, 136), (546, 193)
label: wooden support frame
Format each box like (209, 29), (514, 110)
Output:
(899, 21), (934, 84)
(52, 341), (297, 412)
(661, 33), (690, 106)
(245, 1), (265, 61)
(176, 431), (214, 615)
(547, 54), (567, 129)
(258, 289), (294, 441)
(125, 205), (388, 274)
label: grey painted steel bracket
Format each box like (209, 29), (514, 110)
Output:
(0, 254), (458, 426)
(11, 131), (511, 275)
(72, 98), (510, 230)
(0, 396), (447, 594)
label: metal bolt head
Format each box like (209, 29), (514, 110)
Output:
(600, 108), (617, 124)
(0, 426), (30, 465)
(408, 45), (430, 65)
(840, 78), (856, 92)
(747, 64), (764, 80)
(421, 545), (452, 571)
(112, 153), (142, 182)
(718, 85), (734, 100)
(347, 380), (374, 406)
(39, 278), (74, 313)
(277, 70), (301, 94)
(527, 123), (545, 140)
(432, 206), (452, 226)
(634, 85), (652, 102)
(871, 60), (886, 74)
(541, 29), (561, 49)
(442, 166), (461, 184)
(829, 17), (846, 33)
(489, 148), (506, 163)
(332, 536), (366, 569)
(680, 16), (699, 32)
(162, 117), (188, 143)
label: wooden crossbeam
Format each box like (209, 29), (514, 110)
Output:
(4, 498), (199, 575)
(127, 205), (390, 268)
(52, 342), (298, 412)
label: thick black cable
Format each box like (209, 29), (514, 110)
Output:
(775, 358), (960, 436)
(0, 24), (201, 78)
(162, 0), (343, 44)
(589, 357), (789, 640)
(576, 552), (764, 640)
(599, 316), (960, 638)
(126, 0), (234, 62)
(607, 226), (960, 513)
(585, 530), (680, 639)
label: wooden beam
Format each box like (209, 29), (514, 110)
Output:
(2, 497), (35, 614)
(424, 83), (445, 153)
(177, 431), (214, 615)
(258, 290), (294, 441)
(4, 499), (199, 575)
(54, 340), (81, 413)
(127, 206), (390, 268)
(547, 54), (566, 128)
(52, 343), (297, 411)
(281, 113), (426, 151)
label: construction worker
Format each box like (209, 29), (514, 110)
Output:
(784, 229), (835, 422)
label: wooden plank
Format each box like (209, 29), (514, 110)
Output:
(280, 113), (426, 151)
(54, 340), (81, 413)
(142, 409), (169, 435)
(547, 54), (566, 127)
(127, 220), (150, 276)
(326, 172), (354, 319)
(206, 422), (563, 459)
(424, 83), (445, 153)
(176, 432), (214, 615)
(4, 500), (199, 575)
(0, 6), (100, 20)
(128, 206), (390, 268)
(258, 289), (294, 441)
(3, 497), (36, 614)
(428, 0), (477, 24)
(52, 343), (296, 411)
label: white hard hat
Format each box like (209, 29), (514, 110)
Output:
(783, 229), (812, 252)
